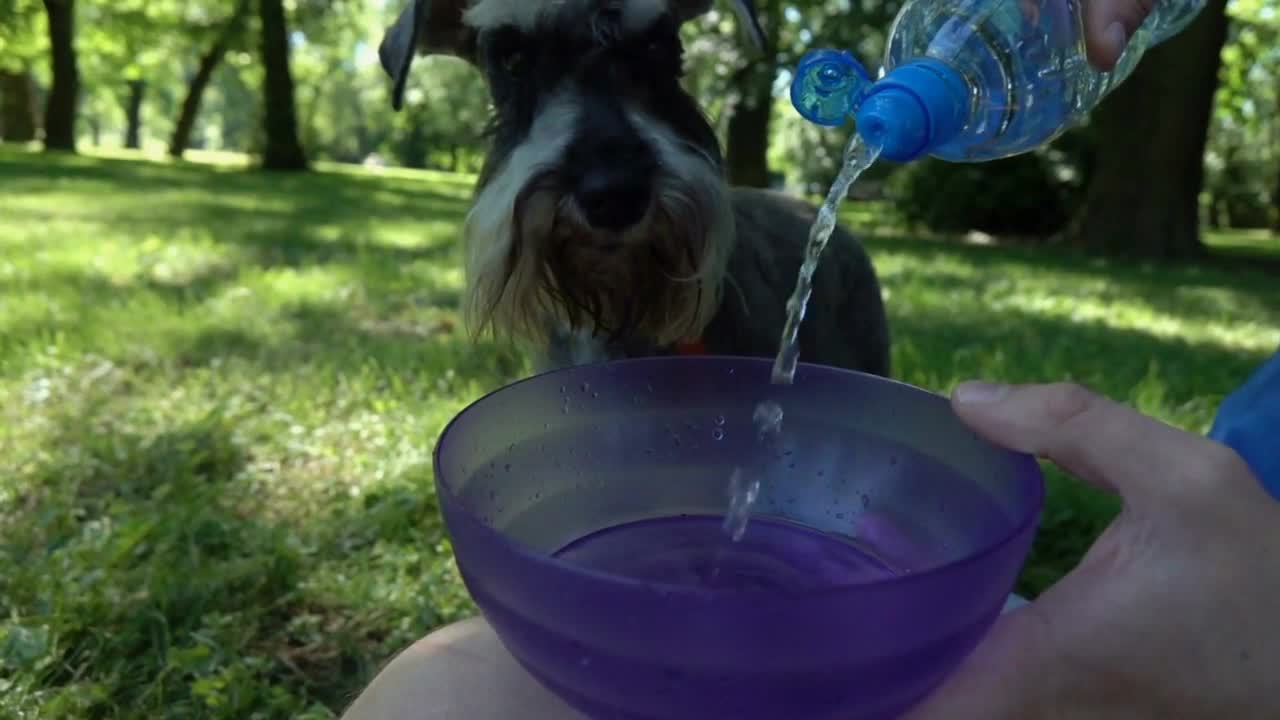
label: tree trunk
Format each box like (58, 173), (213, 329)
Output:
(723, 0), (780, 188)
(170, 0), (252, 159)
(1066, 0), (1229, 260)
(123, 80), (145, 149)
(1271, 155), (1280, 233)
(0, 70), (40, 142)
(724, 72), (773, 187)
(257, 0), (308, 171)
(42, 0), (79, 153)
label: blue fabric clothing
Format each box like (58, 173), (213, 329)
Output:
(1208, 349), (1280, 500)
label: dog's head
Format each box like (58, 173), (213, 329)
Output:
(378, 0), (763, 348)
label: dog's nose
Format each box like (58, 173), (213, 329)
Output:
(574, 165), (653, 232)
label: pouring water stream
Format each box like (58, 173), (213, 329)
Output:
(723, 134), (882, 542)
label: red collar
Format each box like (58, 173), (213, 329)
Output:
(674, 338), (708, 355)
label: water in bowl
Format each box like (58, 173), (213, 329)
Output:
(725, 135), (883, 541)
(554, 514), (901, 591)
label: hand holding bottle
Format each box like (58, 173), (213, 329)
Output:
(791, 0), (1204, 162)
(1085, 0), (1157, 70)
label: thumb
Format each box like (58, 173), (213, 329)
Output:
(949, 381), (1225, 503)
(1083, 0), (1155, 70)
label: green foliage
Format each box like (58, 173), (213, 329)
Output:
(1, 147), (1277, 715)
(0, 0), (44, 71)
(885, 143), (1088, 238)
(1202, 0), (1280, 228)
(380, 56), (491, 171)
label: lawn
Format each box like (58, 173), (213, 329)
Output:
(2, 144), (1278, 718)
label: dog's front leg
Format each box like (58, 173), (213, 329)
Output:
(534, 322), (667, 375)
(534, 322), (614, 375)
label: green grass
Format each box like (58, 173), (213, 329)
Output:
(2, 144), (1278, 718)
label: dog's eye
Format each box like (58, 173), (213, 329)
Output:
(639, 37), (682, 79)
(483, 27), (530, 77)
(502, 51), (527, 75)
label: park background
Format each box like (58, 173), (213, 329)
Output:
(1, 0), (1278, 717)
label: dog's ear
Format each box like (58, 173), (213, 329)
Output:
(672, 0), (766, 52)
(379, 0), (477, 111)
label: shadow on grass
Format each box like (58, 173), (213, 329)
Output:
(867, 236), (1280, 358)
(866, 233), (1280, 300)
(171, 299), (527, 382)
(892, 301), (1267, 391)
(0, 144), (474, 201)
(1, 408), (460, 717)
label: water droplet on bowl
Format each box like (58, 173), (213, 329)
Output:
(712, 428), (725, 440)
(581, 382), (591, 393)
(504, 464), (511, 472)
(560, 385), (566, 394)
(861, 494), (870, 509)
(835, 512), (845, 520)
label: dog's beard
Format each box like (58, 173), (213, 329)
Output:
(462, 100), (733, 348)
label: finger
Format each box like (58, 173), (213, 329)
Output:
(1083, 0), (1155, 70)
(950, 381), (1230, 502)
(900, 603), (1063, 720)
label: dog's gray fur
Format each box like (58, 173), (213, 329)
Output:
(377, 0), (891, 378)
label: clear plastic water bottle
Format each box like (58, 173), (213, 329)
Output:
(790, 0), (1207, 163)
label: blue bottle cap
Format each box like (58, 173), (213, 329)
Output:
(791, 49), (872, 127)
(855, 59), (969, 162)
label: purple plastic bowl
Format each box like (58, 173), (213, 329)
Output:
(433, 357), (1044, 719)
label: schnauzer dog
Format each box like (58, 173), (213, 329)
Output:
(378, 0), (891, 377)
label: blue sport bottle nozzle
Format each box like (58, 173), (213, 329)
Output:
(790, 50), (872, 128)
(792, 51), (971, 163)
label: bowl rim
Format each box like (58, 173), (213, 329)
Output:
(432, 355), (1046, 598)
